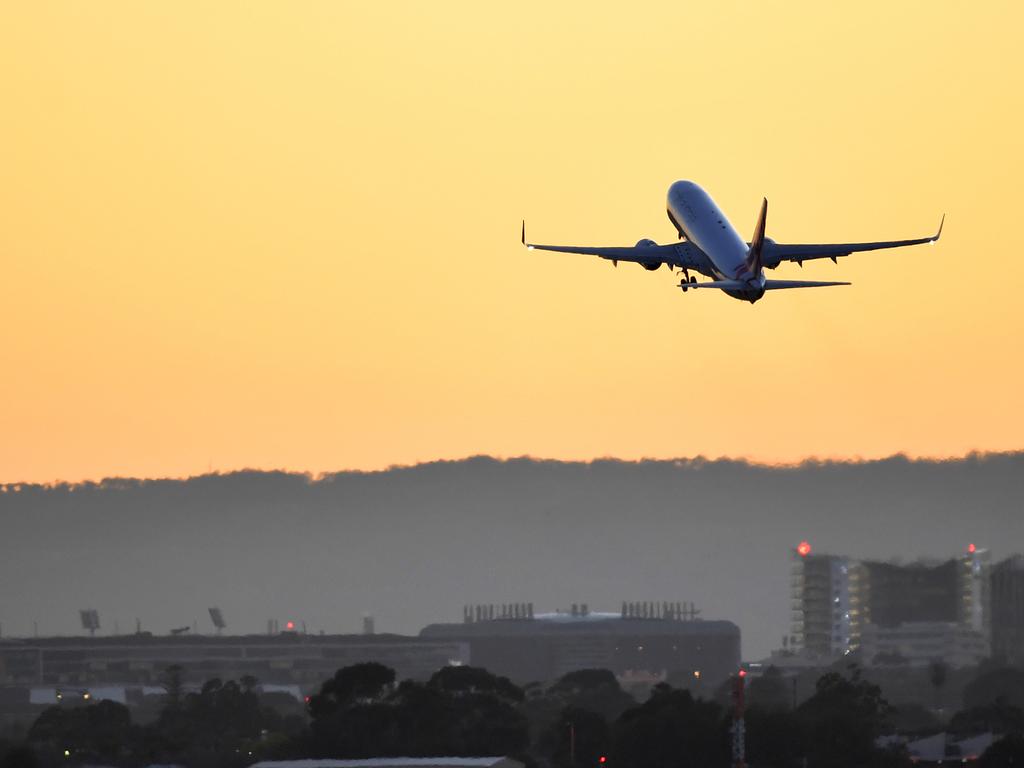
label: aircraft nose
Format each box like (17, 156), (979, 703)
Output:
(669, 180), (698, 194)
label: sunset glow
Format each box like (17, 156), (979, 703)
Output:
(2, 2), (1022, 483)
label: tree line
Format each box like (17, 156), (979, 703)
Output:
(2, 662), (1024, 768)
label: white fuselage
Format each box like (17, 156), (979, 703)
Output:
(667, 180), (765, 302)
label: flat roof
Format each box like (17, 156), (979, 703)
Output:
(250, 758), (522, 768)
(0, 633), (461, 648)
(420, 617), (739, 639)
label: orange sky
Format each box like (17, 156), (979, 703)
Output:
(1, 2), (1022, 484)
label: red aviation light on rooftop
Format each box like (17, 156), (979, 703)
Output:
(797, 541), (812, 557)
(968, 543), (977, 554)
(285, 620), (296, 631)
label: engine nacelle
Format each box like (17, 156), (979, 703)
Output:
(635, 239), (661, 270)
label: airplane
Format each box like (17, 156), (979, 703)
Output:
(522, 180), (943, 304)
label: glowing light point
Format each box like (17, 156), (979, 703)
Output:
(285, 620), (296, 631)
(797, 540), (812, 557)
(738, 669), (747, 678)
(967, 543), (977, 554)
(599, 758), (607, 764)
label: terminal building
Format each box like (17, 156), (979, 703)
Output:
(0, 632), (469, 689)
(420, 601), (740, 685)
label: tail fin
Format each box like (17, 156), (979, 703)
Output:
(746, 198), (768, 276)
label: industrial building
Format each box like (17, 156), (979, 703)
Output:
(420, 601), (740, 685)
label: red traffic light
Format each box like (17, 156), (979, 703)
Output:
(598, 758), (607, 764)
(796, 541), (811, 557)
(738, 669), (747, 678)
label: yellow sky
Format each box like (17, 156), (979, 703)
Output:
(1, 2), (1022, 484)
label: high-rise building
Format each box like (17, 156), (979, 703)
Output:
(790, 543), (861, 657)
(990, 555), (1024, 665)
(789, 542), (991, 665)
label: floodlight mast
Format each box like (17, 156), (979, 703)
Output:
(208, 607), (226, 635)
(78, 609), (100, 637)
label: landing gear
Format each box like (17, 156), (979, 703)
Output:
(678, 274), (697, 293)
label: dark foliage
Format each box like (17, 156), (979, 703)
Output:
(545, 669), (635, 721)
(538, 706), (610, 768)
(979, 733), (1024, 767)
(429, 666), (524, 703)
(308, 666), (529, 759)
(747, 666), (793, 713)
(8, 662), (1020, 768)
(746, 708), (804, 768)
(950, 701), (1024, 737)
(794, 671), (900, 768)
(28, 700), (132, 764)
(965, 669), (1024, 711)
(139, 677), (286, 768)
(0, 745), (39, 768)
(610, 683), (730, 768)
(308, 662), (396, 718)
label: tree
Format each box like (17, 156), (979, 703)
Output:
(160, 664), (185, 708)
(28, 700), (133, 764)
(428, 665), (524, 702)
(747, 667), (793, 713)
(950, 701), (1024, 737)
(539, 706), (609, 768)
(795, 671), (893, 768)
(979, 733), (1024, 767)
(745, 708), (804, 768)
(0, 746), (38, 768)
(308, 667), (528, 759)
(308, 662), (396, 719)
(546, 669), (635, 721)
(929, 660), (949, 711)
(889, 703), (942, 736)
(140, 676), (285, 768)
(965, 668), (1024, 711)
(610, 684), (729, 768)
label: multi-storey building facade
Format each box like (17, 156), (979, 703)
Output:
(990, 555), (1024, 665)
(789, 543), (991, 666)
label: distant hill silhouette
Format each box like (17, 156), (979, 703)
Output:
(1, 453), (1021, 658)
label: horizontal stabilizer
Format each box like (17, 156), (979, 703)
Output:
(679, 279), (746, 289)
(763, 279), (850, 289)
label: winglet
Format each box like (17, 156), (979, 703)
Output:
(521, 220), (535, 250)
(933, 214), (945, 242)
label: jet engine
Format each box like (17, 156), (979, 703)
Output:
(636, 239), (661, 270)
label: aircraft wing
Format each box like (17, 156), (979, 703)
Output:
(522, 222), (704, 269)
(683, 279), (850, 290)
(763, 215), (944, 267)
